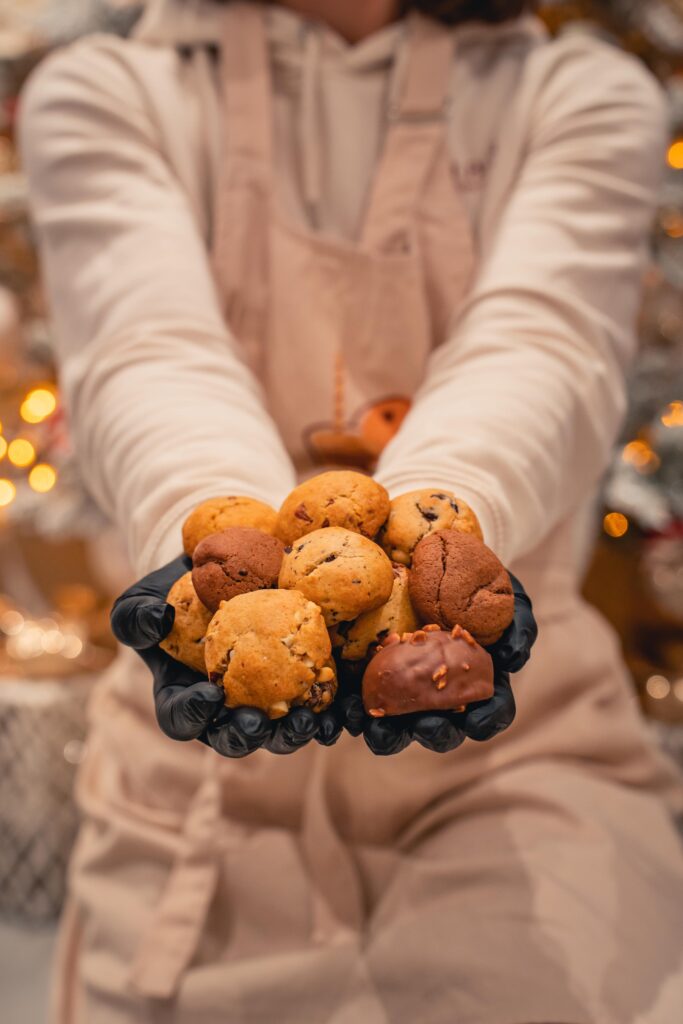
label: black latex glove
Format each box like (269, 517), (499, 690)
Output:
(110, 556), (344, 758)
(353, 571), (536, 756)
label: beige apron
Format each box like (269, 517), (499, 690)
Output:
(211, 3), (473, 473)
(52, 7), (683, 1022)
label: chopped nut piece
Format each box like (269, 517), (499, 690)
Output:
(381, 632), (402, 647)
(400, 632), (412, 643)
(454, 704), (466, 713)
(270, 700), (290, 717)
(436, 679), (447, 691)
(368, 708), (386, 718)
(423, 623), (441, 632)
(432, 663), (448, 682)
(317, 666), (335, 682)
(410, 630), (428, 645)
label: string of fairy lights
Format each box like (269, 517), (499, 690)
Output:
(0, 385), (58, 510)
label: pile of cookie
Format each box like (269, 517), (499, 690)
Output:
(161, 471), (514, 722)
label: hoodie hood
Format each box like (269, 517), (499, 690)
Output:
(134, 1), (546, 65)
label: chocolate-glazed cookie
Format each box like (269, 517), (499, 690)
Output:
(275, 471), (390, 546)
(362, 625), (494, 716)
(204, 589), (336, 719)
(182, 496), (278, 557)
(192, 527), (284, 612)
(159, 572), (212, 674)
(379, 489), (482, 566)
(278, 526), (394, 626)
(409, 529), (514, 646)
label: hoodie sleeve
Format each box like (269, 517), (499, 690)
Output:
(19, 39), (296, 574)
(375, 41), (667, 566)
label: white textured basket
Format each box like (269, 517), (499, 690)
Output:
(0, 676), (91, 921)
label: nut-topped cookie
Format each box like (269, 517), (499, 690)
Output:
(333, 563), (419, 661)
(182, 496), (278, 557)
(159, 572), (212, 674)
(409, 530), (514, 646)
(275, 471), (390, 546)
(192, 527), (284, 612)
(362, 625), (494, 717)
(204, 589), (336, 719)
(278, 526), (394, 626)
(378, 488), (482, 566)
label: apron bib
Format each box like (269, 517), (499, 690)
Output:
(211, 2), (474, 473)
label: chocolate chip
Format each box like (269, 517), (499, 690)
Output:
(294, 503), (313, 523)
(421, 510), (439, 522)
(324, 553), (337, 563)
(352, 578), (361, 584)
(321, 518), (330, 528)
(238, 569), (248, 576)
(284, 546), (292, 554)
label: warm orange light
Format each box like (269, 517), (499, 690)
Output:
(7, 438), (36, 468)
(0, 479), (16, 507)
(661, 400), (683, 428)
(603, 512), (629, 538)
(20, 387), (57, 424)
(28, 463), (57, 493)
(621, 440), (660, 474)
(667, 140), (683, 169)
(0, 437), (6, 461)
(660, 210), (683, 238)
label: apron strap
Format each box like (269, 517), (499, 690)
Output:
(129, 750), (222, 1000)
(361, 13), (456, 251)
(217, 1), (272, 166)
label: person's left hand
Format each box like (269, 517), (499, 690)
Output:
(110, 556), (344, 758)
(349, 571), (537, 756)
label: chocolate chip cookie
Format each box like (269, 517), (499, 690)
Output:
(182, 496), (278, 557)
(278, 526), (394, 626)
(275, 471), (390, 546)
(159, 571), (212, 674)
(204, 589), (336, 718)
(379, 489), (482, 566)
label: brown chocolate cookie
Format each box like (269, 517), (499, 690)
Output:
(182, 496), (278, 557)
(409, 530), (513, 646)
(378, 489), (482, 566)
(275, 471), (390, 546)
(362, 625), (494, 716)
(204, 589), (336, 719)
(278, 526), (394, 626)
(192, 527), (284, 612)
(159, 572), (212, 674)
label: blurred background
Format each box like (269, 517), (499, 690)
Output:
(0, 0), (682, 1019)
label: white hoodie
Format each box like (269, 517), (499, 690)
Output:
(19, 0), (667, 575)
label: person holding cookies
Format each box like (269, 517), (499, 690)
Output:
(20, 0), (683, 1021)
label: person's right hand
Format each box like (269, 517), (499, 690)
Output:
(110, 556), (344, 758)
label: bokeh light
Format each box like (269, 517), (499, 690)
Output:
(667, 140), (683, 169)
(603, 511), (629, 538)
(661, 400), (683, 427)
(20, 387), (57, 424)
(621, 439), (660, 474)
(0, 436), (6, 461)
(7, 437), (36, 468)
(645, 675), (670, 700)
(28, 463), (57, 493)
(0, 478), (16, 507)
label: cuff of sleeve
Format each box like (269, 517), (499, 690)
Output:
(373, 467), (510, 564)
